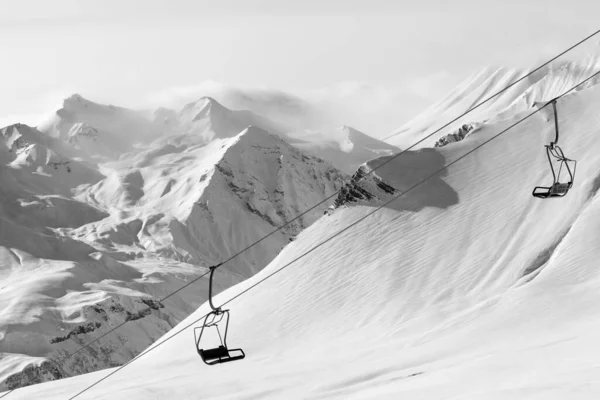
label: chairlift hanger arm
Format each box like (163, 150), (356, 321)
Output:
(208, 263), (222, 312)
(551, 98), (559, 146)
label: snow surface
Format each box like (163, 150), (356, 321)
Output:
(5, 64), (600, 399)
(385, 58), (600, 149)
(286, 125), (400, 174)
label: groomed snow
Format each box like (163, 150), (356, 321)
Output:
(5, 69), (600, 399)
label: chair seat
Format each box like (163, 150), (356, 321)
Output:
(199, 346), (246, 365)
(199, 346), (230, 360)
(533, 182), (571, 198)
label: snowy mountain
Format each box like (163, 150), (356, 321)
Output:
(161, 81), (328, 132)
(6, 50), (600, 399)
(37, 94), (163, 162)
(384, 57), (600, 149)
(149, 96), (394, 175)
(0, 123), (104, 195)
(287, 125), (400, 174)
(10, 75), (600, 400)
(0, 99), (347, 389)
(156, 96), (292, 146)
(383, 66), (541, 148)
(79, 125), (347, 277)
(163, 81), (429, 138)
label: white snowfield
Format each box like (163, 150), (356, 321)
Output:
(5, 69), (600, 399)
(385, 58), (600, 149)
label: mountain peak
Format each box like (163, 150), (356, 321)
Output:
(1, 122), (30, 132)
(62, 93), (94, 109)
(223, 125), (283, 152)
(239, 124), (271, 137)
(179, 96), (230, 123)
(182, 96), (223, 112)
(339, 125), (360, 135)
(66, 93), (85, 102)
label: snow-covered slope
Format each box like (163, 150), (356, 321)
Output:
(287, 125), (400, 174)
(384, 66), (541, 148)
(385, 58), (600, 149)
(80, 125), (347, 277)
(0, 117), (346, 390)
(498, 56), (600, 118)
(0, 123), (104, 196)
(9, 72), (600, 399)
(37, 94), (162, 162)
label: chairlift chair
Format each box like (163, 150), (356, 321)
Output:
(532, 99), (577, 198)
(194, 265), (246, 365)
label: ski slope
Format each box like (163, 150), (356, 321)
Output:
(6, 70), (600, 399)
(385, 58), (600, 149)
(384, 66), (537, 148)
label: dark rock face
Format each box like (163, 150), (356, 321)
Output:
(4, 361), (65, 390)
(434, 124), (475, 147)
(50, 322), (103, 344)
(3, 297), (168, 391)
(333, 165), (397, 209)
(330, 147), (460, 214)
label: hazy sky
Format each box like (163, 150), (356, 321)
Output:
(1, 0), (599, 131)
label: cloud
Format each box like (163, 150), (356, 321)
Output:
(405, 70), (459, 102)
(142, 77), (465, 139)
(143, 81), (225, 109)
(0, 86), (80, 129)
(0, 112), (49, 129)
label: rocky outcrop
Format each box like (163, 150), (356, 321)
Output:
(333, 164), (397, 209)
(4, 361), (65, 391)
(2, 296), (169, 391)
(50, 322), (103, 344)
(434, 124), (475, 147)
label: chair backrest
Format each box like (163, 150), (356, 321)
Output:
(549, 182), (570, 196)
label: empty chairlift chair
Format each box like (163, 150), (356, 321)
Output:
(532, 99), (577, 198)
(194, 265), (245, 365)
